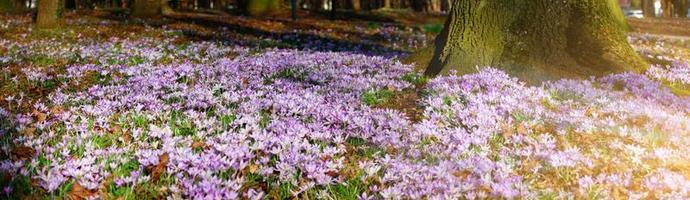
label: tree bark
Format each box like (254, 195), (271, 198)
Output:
(350, 0), (360, 10)
(413, 0), (441, 12)
(131, 0), (162, 18)
(36, 0), (63, 29)
(661, 0), (673, 17)
(630, 0), (642, 9)
(642, 0), (656, 17)
(674, 0), (688, 17)
(242, 0), (284, 16)
(417, 0), (647, 82)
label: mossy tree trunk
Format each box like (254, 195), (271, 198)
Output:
(419, 0), (647, 82)
(36, 0), (64, 29)
(243, 0), (284, 16)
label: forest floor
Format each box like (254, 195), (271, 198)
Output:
(1, 11), (690, 199)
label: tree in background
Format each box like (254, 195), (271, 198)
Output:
(673, 0), (688, 17)
(131, 0), (161, 18)
(1, 0), (15, 12)
(350, 0), (360, 11)
(241, 0), (284, 16)
(131, 0), (172, 18)
(642, 0), (656, 17)
(36, 0), (64, 29)
(661, 0), (673, 17)
(1, 0), (28, 13)
(412, 0), (646, 82)
(630, 0), (642, 8)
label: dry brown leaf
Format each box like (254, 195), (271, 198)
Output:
(150, 153), (169, 183)
(22, 127), (36, 136)
(516, 123), (529, 135)
(32, 110), (47, 122)
(248, 164), (258, 173)
(11, 146), (35, 161)
(68, 182), (96, 200)
(191, 140), (206, 150)
(453, 170), (471, 179)
(50, 106), (64, 115)
(325, 170), (339, 178)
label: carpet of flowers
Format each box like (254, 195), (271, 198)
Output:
(1, 15), (690, 199)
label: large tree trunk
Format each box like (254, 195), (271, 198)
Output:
(131, 0), (162, 18)
(242, 0), (283, 16)
(36, 0), (63, 29)
(661, 0), (673, 17)
(350, 0), (360, 10)
(415, 0), (647, 82)
(642, 0), (656, 17)
(131, 0), (171, 18)
(674, 0), (688, 17)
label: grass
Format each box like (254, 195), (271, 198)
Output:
(169, 111), (196, 137)
(361, 89), (395, 106)
(421, 23), (444, 34)
(401, 72), (428, 85)
(347, 137), (385, 159)
(264, 68), (309, 84)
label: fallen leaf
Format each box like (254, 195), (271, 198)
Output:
(68, 182), (96, 200)
(22, 127), (36, 136)
(452, 170), (471, 179)
(11, 146), (35, 161)
(191, 140), (206, 150)
(32, 110), (47, 122)
(248, 164), (258, 173)
(241, 77), (249, 87)
(325, 170), (339, 178)
(50, 106), (64, 115)
(149, 153), (169, 183)
(516, 123), (529, 135)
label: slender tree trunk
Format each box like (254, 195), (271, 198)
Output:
(350, 0), (360, 10)
(36, 0), (63, 29)
(197, 0), (208, 8)
(414, 0), (646, 82)
(642, 0), (656, 17)
(674, 0), (688, 17)
(131, 0), (161, 18)
(412, 0), (439, 12)
(441, 0), (451, 12)
(329, 0), (335, 19)
(661, 0), (673, 17)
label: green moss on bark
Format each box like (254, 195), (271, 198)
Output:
(36, 0), (64, 29)
(416, 0), (647, 83)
